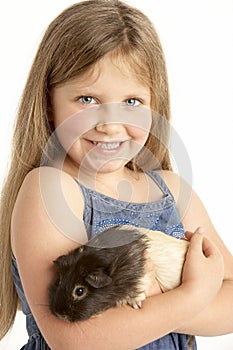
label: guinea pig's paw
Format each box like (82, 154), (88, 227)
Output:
(131, 300), (142, 309)
(127, 292), (146, 309)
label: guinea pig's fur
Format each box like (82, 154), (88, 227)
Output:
(49, 225), (194, 349)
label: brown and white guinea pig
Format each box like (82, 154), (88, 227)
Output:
(49, 225), (194, 349)
(48, 225), (190, 322)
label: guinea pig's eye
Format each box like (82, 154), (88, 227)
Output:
(76, 287), (84, 296)
(72, 285), (87, 301)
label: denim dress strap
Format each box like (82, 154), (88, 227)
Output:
(146, 170), (174, 197)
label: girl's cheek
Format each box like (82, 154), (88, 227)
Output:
(127, 126), (150, 143)
(54, 109), (99, 152)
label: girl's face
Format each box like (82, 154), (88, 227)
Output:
(50, 54), (152, 175)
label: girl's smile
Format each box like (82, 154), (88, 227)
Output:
(85, 139), (127, 152)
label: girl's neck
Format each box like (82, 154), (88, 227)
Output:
(76, 164), (142, 201)
(52, 155), (164, 203)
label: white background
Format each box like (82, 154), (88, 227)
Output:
(0, 0), (233, 349)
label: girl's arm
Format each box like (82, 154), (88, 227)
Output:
(11, 167), (223, 350)
(162, 171), (233, 336)
(176, 279), (233, 336)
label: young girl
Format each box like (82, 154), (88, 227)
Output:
(0, 1), (232, 349)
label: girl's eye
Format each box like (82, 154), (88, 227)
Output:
(79, 96), (96, 104)
(125, 98), (141, 107)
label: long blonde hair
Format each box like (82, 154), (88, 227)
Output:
(0, 0), (172, 339)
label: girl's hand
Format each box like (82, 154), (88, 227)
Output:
(182, 228), (224, 306)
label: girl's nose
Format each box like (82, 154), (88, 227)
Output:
(95, 122), (124, 135)
(94, 103), (125, 135)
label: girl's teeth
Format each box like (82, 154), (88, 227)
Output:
(93, 141), (121, 149)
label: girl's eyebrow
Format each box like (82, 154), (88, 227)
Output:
(123, 91), (151, 98)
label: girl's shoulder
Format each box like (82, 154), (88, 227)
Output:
(11, 166), (87, 258)
(16, 166), (85, 219)
(155, 169), (196, 224)
(155, 170), (189, 202)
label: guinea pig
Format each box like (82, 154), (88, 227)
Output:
(48, 225), (194, 348)
(48, 225), (190, 319)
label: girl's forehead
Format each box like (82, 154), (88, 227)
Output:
(58, 53), (150, 92)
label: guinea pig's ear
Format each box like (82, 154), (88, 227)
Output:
(85, 269), (112, 288)
(53, 255), (69, 269)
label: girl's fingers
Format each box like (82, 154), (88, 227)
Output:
(182, 232), (224, 301)
(185, 226), (205, 240)
(186, 228), (222, 259)
(201, 235), (222, 259)
(188, 231), (221, 259)
(187, 232), (205, 256)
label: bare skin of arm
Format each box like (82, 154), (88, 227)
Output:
(11, 167), (224, 350)
(161, 170), (233, 336)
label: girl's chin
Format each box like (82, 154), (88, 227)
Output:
(81, 158), (128, 174)
(59, 153), (128, 177)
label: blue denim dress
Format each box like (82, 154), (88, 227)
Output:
(12, 171), (197, 349)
